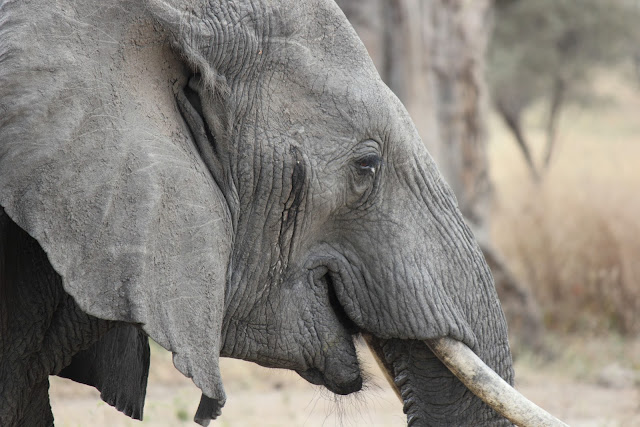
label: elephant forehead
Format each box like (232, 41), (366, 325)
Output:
(256, 11), (409, 146)
(253, 51), (398, 149)
(164, 0), (376, 82)
(264, 4), (375, 72)
(261, 6), (384, 102)
(238, 0), (373, 67)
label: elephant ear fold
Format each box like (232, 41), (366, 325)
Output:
(0, 1), (231, 410)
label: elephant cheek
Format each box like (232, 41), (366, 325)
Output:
(219, 272), (363, 395)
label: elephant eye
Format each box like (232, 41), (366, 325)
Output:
(354, 154), (381, 175)
(347, 152), (382, 208)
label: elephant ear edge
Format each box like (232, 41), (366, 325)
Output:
(58, 324), (151, 420)
(0, 0), (232, 412)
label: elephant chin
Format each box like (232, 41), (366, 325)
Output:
(296, 367), (363, 395)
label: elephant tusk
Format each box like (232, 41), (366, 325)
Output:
(425, 337), (568, 427)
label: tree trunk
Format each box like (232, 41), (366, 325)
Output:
(337, 0), (543, 350)
(543, 76), (566, 171)
(495, 102), (540, 181)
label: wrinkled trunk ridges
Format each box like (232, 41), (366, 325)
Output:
(367, 336), (511, 426)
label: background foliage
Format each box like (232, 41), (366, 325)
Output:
(488, 0), (640, 335)
(489, 0), (640, 178)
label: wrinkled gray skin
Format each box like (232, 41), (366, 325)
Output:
(0, 0), (513, 425)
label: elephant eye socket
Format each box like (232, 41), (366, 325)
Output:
(354, 154), (382, 175)
(346, 151), (382, 208)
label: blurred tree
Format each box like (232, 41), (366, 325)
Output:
(489, 0), (640, 178)
(336, 0), (543, 351)
(635, 51), (640, 85)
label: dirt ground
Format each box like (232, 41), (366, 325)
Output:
(49, 336), (640, 426)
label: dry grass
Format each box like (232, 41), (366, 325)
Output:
(50, 334), (640, 426)
(489, 68), (640, 334)
(51, 340), (406, 426)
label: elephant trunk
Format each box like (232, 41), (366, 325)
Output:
(364, 335), (568, 426)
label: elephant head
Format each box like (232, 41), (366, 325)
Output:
(0, 0), (564, 425)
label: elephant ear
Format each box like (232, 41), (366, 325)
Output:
(0, 0), (231, 413)
(58, 324), (150, 420)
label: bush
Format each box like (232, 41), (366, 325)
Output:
(490, 75), (640, 335)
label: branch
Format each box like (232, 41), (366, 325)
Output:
(496, 104), (540, 181)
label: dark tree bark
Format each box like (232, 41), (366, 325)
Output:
(635, 51), (640, 86)
(337, 0), (543, 350)
(495, 100), (539, 181)
(543, 76), (566, 170)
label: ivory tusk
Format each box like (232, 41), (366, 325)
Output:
(425, 337), (568, 427)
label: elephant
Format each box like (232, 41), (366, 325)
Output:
(0, 0), (564, 425)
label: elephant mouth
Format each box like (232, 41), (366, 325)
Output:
(295, 271), (363, 395)
(309, 270), (566, 426)
(325, 272), (360, 336)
